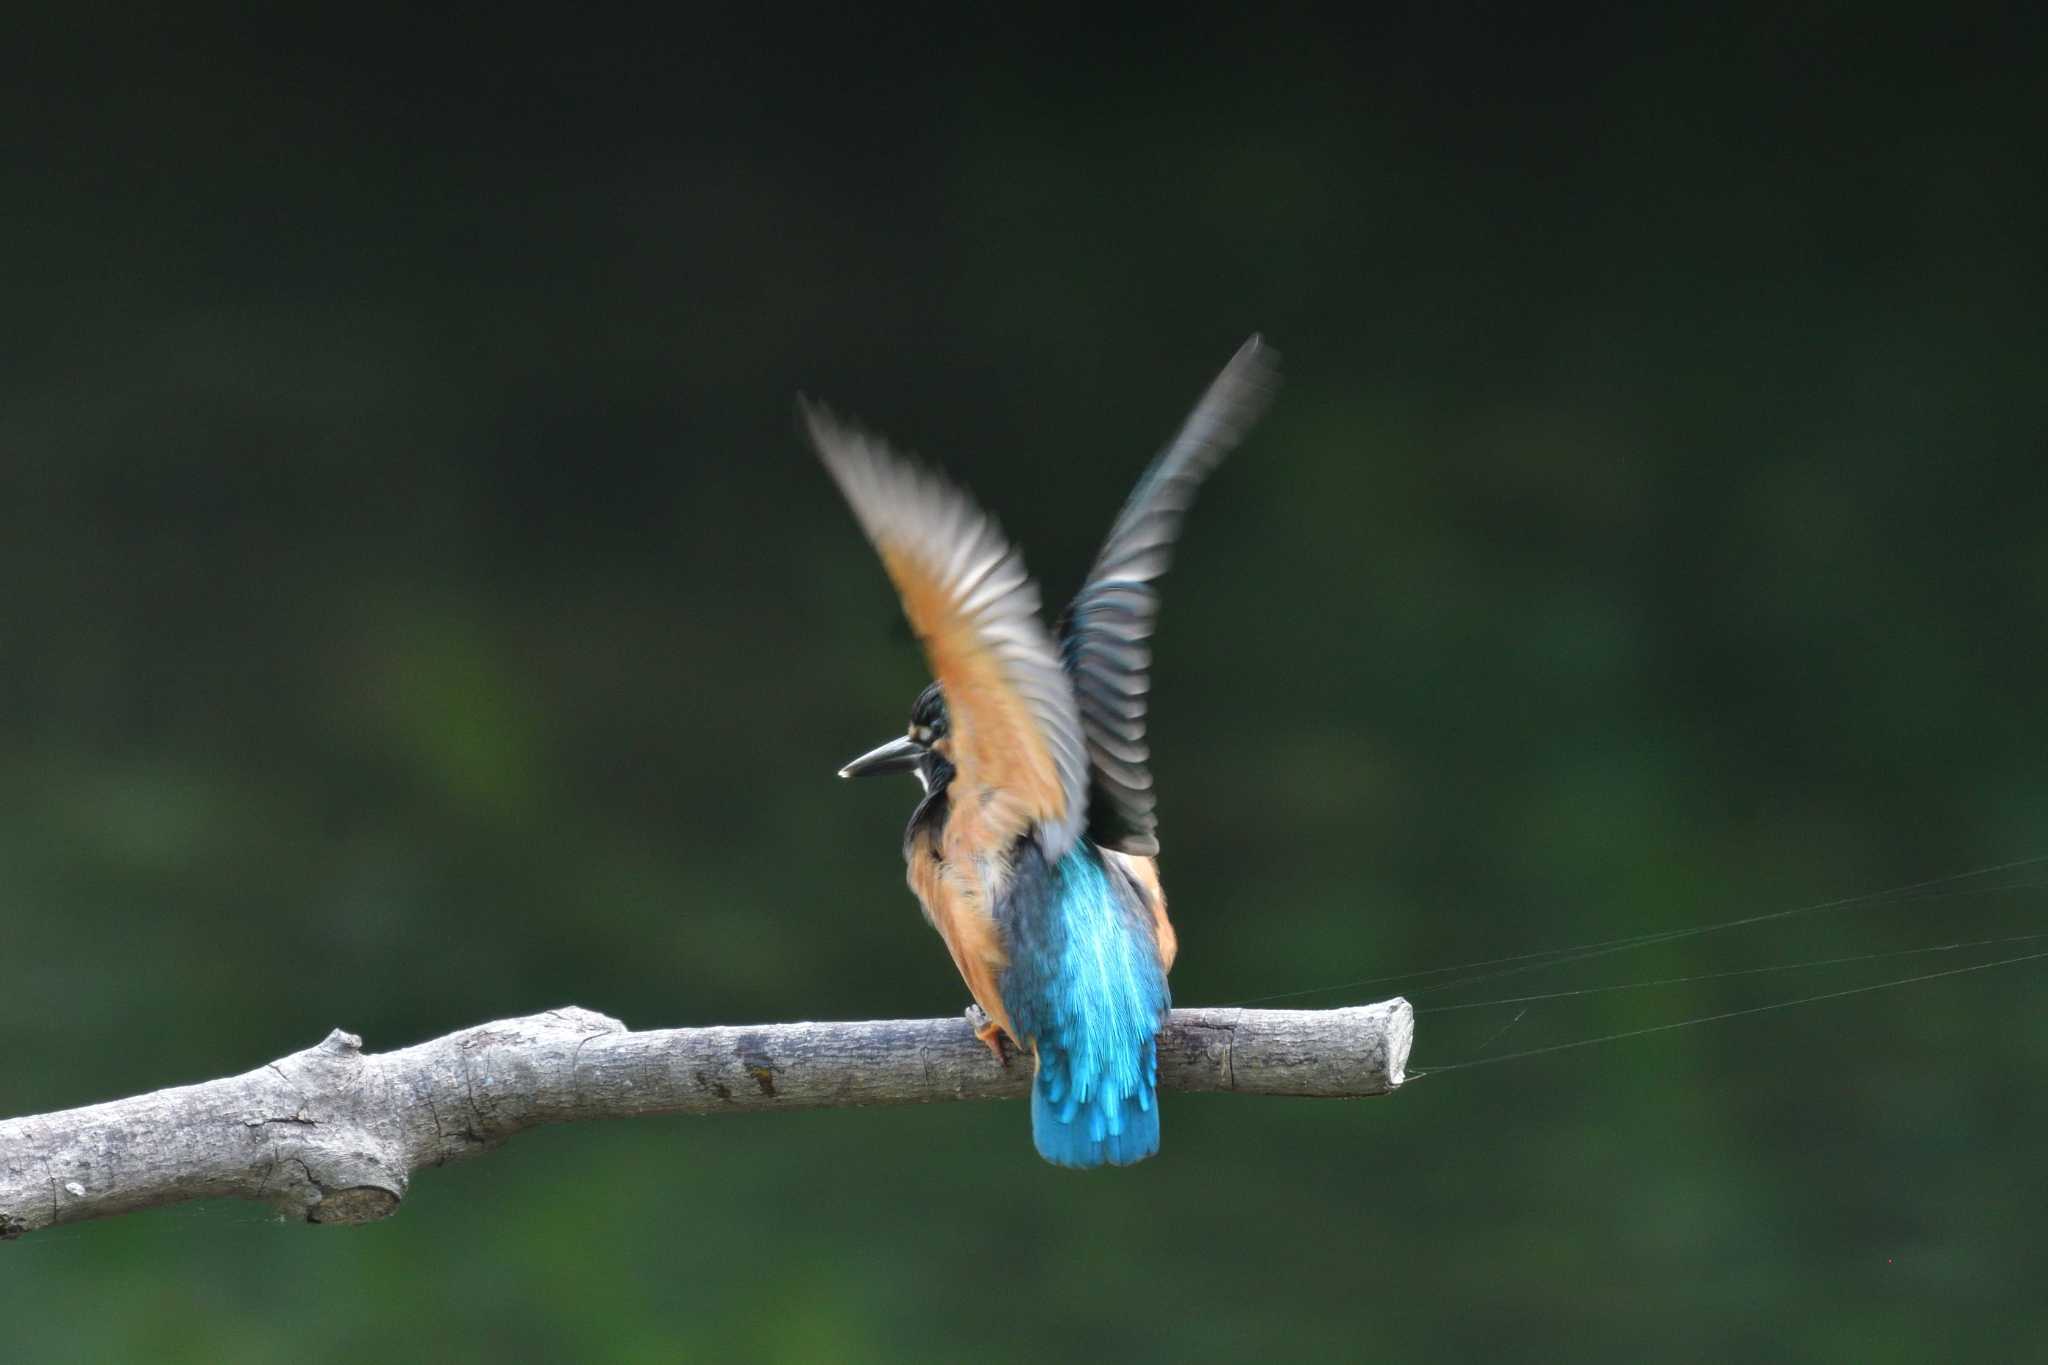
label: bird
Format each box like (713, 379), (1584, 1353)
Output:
(805, 337), (1276, 1168)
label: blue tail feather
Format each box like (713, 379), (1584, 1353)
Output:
(1032, 1042), (1160, 1168)
(1009, 844), (1170, 1169)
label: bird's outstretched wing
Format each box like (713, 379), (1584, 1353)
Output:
(1057, 336), (1278, 856)
(805, 402), (1090, 862)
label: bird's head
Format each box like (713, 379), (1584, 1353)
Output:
(838, 681), (954, 796)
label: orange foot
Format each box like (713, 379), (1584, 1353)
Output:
(965, 1005), (1013, 1068)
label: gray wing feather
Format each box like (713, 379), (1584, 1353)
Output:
(1058, 335), (1279, 855)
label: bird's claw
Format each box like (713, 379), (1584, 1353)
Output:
(964, 1004), (1012, 1068)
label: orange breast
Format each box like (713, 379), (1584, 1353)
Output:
(906, 822), (1016, 1040)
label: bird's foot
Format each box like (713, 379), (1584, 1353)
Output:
(964, 1004), (1012, 1068)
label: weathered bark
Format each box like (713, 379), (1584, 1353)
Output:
(0, 1000), (1412, 1239)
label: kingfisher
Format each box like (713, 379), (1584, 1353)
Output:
(806, 337), (1275, 1168)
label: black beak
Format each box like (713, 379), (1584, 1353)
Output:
(837, 735), (926, 780)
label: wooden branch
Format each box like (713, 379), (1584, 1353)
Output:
(0, 1000), (1412, 1239)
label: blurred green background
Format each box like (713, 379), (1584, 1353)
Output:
(5, 8), (2045, 1361)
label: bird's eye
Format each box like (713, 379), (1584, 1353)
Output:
(911, 726), (933, 744)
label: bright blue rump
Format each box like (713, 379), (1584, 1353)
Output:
(1010, 844), (1170, 1170)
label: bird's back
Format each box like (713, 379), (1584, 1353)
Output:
(998, 838), (1172, 1168)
